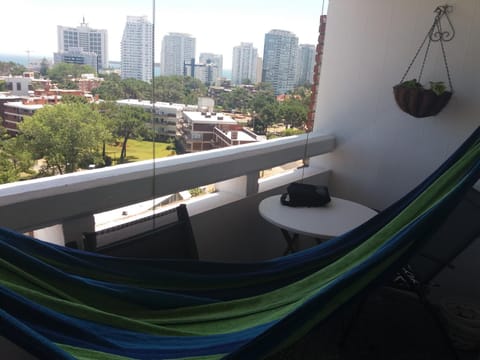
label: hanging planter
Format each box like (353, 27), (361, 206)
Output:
(393, 5), (455, 118)
(393, 79), (452, 118)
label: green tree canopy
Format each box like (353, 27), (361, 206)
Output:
(48, 63), (96, 88)
(92, 76), (124, 100)
(216, 86), (254, 113)
(109, 104), (150, 162)
(258, 103), (279, 129)
(120, 78), (151, 100)
(181, 76), (208, 104)
(0, 61), (26, 76)
(19, 103), (110, 174)
(61, 94), (89, 104)
(0, 130), (33, 184)
(278, 98), (308, 129)
(153, 76), (207, 104)
(153, 76), (186, 104)
(93, 75), (207, 104)
(39, 58), (49, 77)
(93, 77), (150, 101)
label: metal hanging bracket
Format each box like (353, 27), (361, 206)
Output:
(399, 4), (455, 92)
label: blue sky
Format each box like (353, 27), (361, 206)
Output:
(3, 0), (328, 67)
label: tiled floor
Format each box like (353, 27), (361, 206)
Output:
(270, 287), (479, 360)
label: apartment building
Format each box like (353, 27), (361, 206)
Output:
(2, 77), (32, 96)
(121, 16), (153, 82)
(116, 99), (185, 139)
(161, 33), (196, 76)
(296, 44), (316, 86)
(184, 60), (220, 86)
(57, 19), (108, 70)
(181, 111), (261, 152)
(262, 30), (298, 95)
(54, 48), (98, 72)
(199, 53), (223, 78)
(2, 99), (45, 135)
(232, 43), (258, 85)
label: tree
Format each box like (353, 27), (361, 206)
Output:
(120, 78), (151, 100)
(258, 103), (279, 129)
(154, 76), (187, 103)
(48, 63), (96, 88)
(61, 94), (89, 104)
(93, 74), (207, 104)
(19, 103), (110, 174)
(290, 85), (313, 107)
(0, 61), (26, 76)
(39, 58), (49, 77)
(0, 130), (33, 184)
(216, 86), (253, 113)
(110, 104), (149, 162)
(251, 89), (276, 114)
(278, 98), (308, 129)
(182, 76), (207, 104)
(92, 77), (124, 100)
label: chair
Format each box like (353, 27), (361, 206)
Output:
(339, 186), (480, 358)
(82, 203), (198, 259)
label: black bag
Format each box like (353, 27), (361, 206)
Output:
(280, 182), (331, 207)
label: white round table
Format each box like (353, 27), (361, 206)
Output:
(259, 194), (377, 254)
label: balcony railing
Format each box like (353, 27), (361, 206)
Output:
(0, 132), (335, 247)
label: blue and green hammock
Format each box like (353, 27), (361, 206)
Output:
(1, 127), (479, 359)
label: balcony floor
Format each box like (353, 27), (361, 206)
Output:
(269, 286), (478, 360)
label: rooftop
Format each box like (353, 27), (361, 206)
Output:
(184, 111), (236, 124)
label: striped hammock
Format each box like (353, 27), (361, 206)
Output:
(1, 127), (479, 360)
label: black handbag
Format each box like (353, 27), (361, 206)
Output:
(280, 182), (331, 207)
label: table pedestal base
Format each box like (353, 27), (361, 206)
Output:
(280, 229), (324, 255)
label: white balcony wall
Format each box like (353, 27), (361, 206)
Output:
(313, 0), (480, 304)
(0, 133), (334, 261)
(313, 0), (480, 210)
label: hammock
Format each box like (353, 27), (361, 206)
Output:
(1, 127), (479, 360)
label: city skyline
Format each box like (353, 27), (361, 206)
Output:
(3, 0), (328, 69)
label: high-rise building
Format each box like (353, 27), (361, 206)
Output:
(262, 30), (298, 95)
(199, 53), (223, 78)
(231, 43), (258, 85)
(57, 19), (108, 70)
(184, 61), (220, 86)
(256, 57), (263, 85)
(120, 16), (153, 82)
(296, 44), (316, 86)
(54, 48), (98, 72)
(161, 33), (196, 76)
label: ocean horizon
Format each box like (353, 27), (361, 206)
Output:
(0, 53), (52, 66)
(0, 53), (232, 78)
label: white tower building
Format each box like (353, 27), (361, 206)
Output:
(57, 18), (108, 70)
(120, 16), (153, 82)
(160, 33), (196, 76)
(232, 43), (258, 85)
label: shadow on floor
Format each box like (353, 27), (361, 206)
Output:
(269, 287), (479, 360)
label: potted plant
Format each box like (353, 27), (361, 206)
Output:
(393, 79), (452, 118)
(393, 5), (455, 118)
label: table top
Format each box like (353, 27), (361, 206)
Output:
(259, 194), (378, 239)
